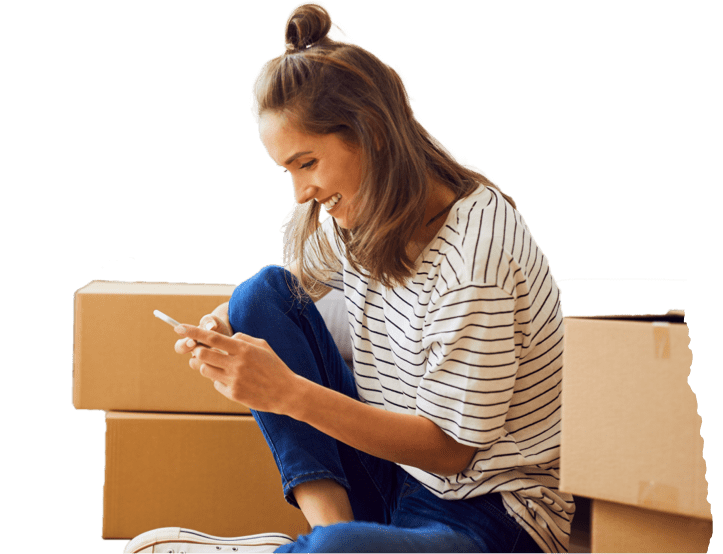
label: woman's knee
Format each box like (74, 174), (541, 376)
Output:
(227, 266), (296, 330)
(296, 522), (373, 552)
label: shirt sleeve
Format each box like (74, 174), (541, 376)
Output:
(417, 281), (518, 450)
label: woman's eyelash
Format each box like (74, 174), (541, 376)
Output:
(283, 160), (316, 173)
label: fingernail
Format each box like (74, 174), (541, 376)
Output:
(175, 324), (187, 334)
(186, 338), (196, 348)
(204, 320), (217, 330)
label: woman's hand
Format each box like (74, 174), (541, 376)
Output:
(174, 324), (300, 414)
(174, 310), (233, 354)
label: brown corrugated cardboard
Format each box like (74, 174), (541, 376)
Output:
(560, 315), (711, 521)
(590, 499), (712, 553)
(103, 412), (310, 539)
(73, 280), (249, 413)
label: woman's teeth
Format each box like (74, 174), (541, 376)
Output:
(323, 193), (342, 212)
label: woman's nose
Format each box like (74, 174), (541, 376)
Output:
(293, 178), (318, 205)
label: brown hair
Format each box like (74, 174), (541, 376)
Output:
(255, 4), (515, 292)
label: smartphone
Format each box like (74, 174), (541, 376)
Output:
(153, 310), (181, 327)
(154, 310), (211, 348)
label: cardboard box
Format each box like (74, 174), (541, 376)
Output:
(103, 412), (310, 539)
(590, 499), (712, 553)
(567, 496), (591, 553)
(73, 281), (249, 413)
(560, 314), (711, 521)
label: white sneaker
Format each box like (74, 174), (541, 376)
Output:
(123, 527), (294, 553)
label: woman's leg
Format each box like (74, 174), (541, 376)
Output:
(292, 479), (354, 527)
(277, 520), (480, 553)
(229, 267), (543, 553)
(276, 474), (543, 553)
(228, 266), (397, 526)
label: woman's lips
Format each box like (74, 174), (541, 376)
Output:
(322, 193), (342, 212)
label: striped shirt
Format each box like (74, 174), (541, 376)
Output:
(323, 184), (575, 553)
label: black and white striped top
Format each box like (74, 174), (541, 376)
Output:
(324, 185), (575, 553)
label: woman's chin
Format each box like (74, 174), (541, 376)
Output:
(332, 217), (350, 229)
(328, 210), (352, 229)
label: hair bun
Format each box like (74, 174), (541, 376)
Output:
(285, 4), (332, 52)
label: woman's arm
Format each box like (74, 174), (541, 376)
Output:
(288, 375), (478, 475)
(176, 325), (477, 476)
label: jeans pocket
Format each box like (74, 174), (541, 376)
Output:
(399, 475), (424, 500)
(476, 493), (522, 534)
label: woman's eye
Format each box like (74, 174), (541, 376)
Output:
(300, 159), (316, 169)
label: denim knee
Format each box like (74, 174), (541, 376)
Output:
(237, 265), (295, 301)
(228, 265), (305, 333)
(283, 523), (388, 553)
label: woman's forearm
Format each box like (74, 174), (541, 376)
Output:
(286, 374), (477, 476)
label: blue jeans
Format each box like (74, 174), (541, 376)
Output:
(228, 266), (543, 553)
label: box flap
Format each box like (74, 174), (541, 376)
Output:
(567, 310), (685, 324)
(76, 280), (236, 296)
(560, 317), (710, 520)
(73, 281), (244, 413)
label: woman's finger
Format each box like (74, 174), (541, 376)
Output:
(188, 355), (226, 384)
(176, 324), (257, 352)
(174, 336), (196, 354)
(193, 345), (231, 368)
(199, 314), (217, 330)
(204, 314), (233, 336)
(232, 331), (269, 347)
(213, 380), (233, 400)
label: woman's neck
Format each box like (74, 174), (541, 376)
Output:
(406, 178), (458, 259)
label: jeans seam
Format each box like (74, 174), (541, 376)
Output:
(398, 474), (423, 501)
(254, 270), (355, 508)
(354, 449), (396, 514)
(484, 495), (520, 530)
(300, 305), (396, 511)
(253, 414), (289, 486)
(510, 529), (523, 553)
(285, 470), (350, 493)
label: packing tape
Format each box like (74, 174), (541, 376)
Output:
(653, 322), (670, 359)
(638, 481), (679, 512)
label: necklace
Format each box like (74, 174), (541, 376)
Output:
(408, 196), (459, 261)
(425, 197), (458, 227)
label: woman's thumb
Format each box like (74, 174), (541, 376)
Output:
(200, 316), (217, 330)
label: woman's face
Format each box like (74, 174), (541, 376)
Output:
(259, 111), (363, 229)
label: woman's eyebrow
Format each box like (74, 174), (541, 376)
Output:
(284, 150), (313, 165)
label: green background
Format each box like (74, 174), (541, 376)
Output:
(0, 0), (723, 553)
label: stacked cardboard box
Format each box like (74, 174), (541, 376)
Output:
(560, 313), (712, 553)
(73, 281), (310, 540)
(76, 281), (713, 551)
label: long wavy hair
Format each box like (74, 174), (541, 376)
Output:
(255, 4), (515, 293)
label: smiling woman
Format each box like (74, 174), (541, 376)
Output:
(258, 111), (363, 229)
(253, 5), (516, 293)
(124, 4), (573, 554)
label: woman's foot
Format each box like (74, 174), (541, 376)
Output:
(123, 527), (293, 553)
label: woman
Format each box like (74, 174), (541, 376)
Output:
(125, 4), (574, 553)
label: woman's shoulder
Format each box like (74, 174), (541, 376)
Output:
(432, 185), (521, 291)
(450, 185), (514, 245)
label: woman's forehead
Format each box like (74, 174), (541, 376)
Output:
(258, 113), (341, 166)
(259, 112), (309, 161)
(259, 111), (295, 142)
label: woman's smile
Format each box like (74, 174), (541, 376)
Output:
(259, 111), (363, 229)
(322, 193), (342, 212)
